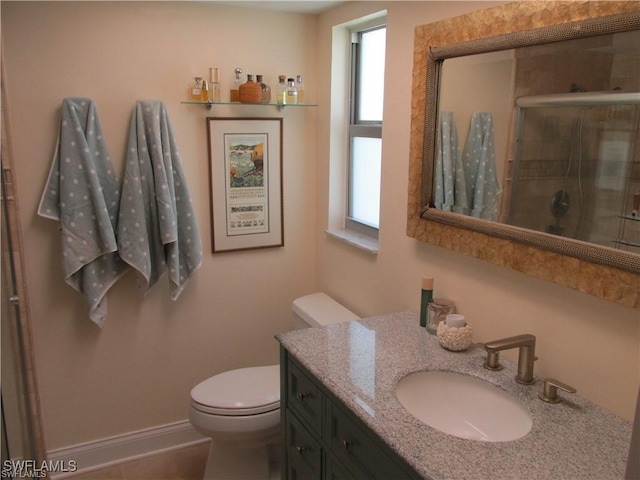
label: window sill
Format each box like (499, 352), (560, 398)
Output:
(325, 228), (379, 255)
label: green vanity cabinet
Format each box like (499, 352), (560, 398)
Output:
(285, 413), (323, 479)
(280, 347), (421, 480)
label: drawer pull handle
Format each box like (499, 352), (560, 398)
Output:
(296, 392), (309, 401)
(341, 439), (352, 451)
(295, 446), (307, 455)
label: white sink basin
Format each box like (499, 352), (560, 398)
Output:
(396, 371), (532, 442)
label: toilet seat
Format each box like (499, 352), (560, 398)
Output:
(191, 365), (280, 416)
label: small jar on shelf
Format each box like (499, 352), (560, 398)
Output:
(256, 75), (271, 104)
(285, 77), (298, 105)
(208, 67), (221, 103)
(230, 67), (243, 103)
(276, 75), (287, 104)
(201, 78), (209, 102)
(295, 75), (305, 103)
(188, 77), (204, 101)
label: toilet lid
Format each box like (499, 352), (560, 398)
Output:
(191, 365), (280, 416)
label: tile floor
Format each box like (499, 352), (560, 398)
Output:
(64, 442), (209, 480)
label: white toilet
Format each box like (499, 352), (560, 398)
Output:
(189, 293), (360, 480)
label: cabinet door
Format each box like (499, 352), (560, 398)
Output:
(324, 452), (358, 480)
(287, 360), (324, 434)
(326, 403), (412, 480)
(286, 410), (323, 480)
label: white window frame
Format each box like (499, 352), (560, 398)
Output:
(346, 20), (386, 239)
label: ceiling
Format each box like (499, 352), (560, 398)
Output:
(210, 1), (344, 14)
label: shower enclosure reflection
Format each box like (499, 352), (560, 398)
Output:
(435, 27), (640, 256)
(507, 93), (640, 252)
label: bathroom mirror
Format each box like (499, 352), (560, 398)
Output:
(437, 31), (640, 241)
(408, 2), (640, 308)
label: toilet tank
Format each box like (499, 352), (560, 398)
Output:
(292, 293), (360, 329)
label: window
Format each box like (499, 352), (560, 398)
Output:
(347, 23), (386, 236)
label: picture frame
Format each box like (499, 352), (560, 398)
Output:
(207, 117), (284, 253)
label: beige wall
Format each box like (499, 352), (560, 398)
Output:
(316, 1), (639, 422)
(2, 1), (317, 449)
(2, 0), (639, 455)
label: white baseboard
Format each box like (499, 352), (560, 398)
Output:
(47, 420), (208, 479)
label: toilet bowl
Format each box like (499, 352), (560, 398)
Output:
(189, 365), (281, 480)
(189, 293), (359, 480)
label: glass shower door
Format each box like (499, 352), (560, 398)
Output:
(508, 99), (640, 252)
(1, 152), (46, 476)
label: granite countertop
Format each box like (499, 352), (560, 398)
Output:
(276, 311), (632, 480)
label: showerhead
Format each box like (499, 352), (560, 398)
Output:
(550, 190), (570, 218)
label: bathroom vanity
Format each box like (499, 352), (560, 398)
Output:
(281, 350), (419, 479)
(276, 312), (632, 479)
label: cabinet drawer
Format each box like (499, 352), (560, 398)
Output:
(285, 410), (323, 480)
(287, 360), (324, 434)
(327, 403), (412, 480)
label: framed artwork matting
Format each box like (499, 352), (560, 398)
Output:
(207, 117), (284, 253)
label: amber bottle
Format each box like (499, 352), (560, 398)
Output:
(239, 75), (262, 103)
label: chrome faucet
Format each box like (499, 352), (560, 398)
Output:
(477, 334), (537, 385)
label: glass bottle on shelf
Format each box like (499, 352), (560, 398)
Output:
(188, 77), (203, 101)
(209, 67), (221, 103)
(295, 75), (305, 103)
(239, 74), (262, 103)
(230, 67), (243, 103)
(201, 78), (209, 102)
(276, 75), (287, 104)
(256, 75), (271, 104)
(285, 77), (298, 104)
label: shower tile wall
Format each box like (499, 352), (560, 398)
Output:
(622, 131), (640, 252)
(506, 31), (640, 251)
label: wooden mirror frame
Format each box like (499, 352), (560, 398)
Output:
(407, 1), (640, 309)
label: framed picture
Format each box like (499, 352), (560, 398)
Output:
(207, 117), (284, 253)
